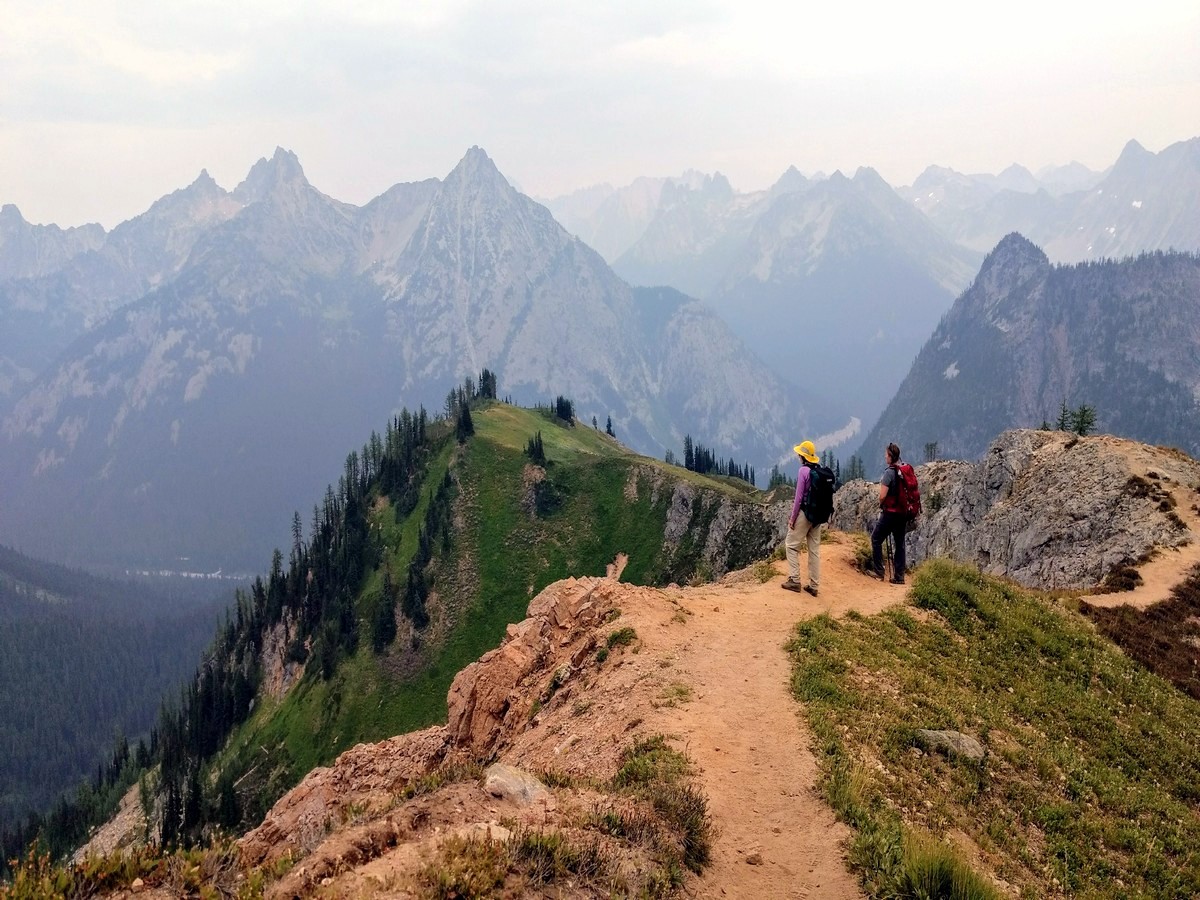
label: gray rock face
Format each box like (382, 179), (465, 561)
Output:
(634, 466), (779, 579)
(833, 429), (1200, 590)
(860, 233), (1200, 462)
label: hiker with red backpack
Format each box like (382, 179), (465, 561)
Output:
(871, 442), (921, 584)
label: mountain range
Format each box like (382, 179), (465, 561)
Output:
(0, 148), (826, 572)
(601, 165), (981, 430)
(541, 138), (1200, 442)
(860, 233), (1200, 460)
(901, 138), (1200, 262)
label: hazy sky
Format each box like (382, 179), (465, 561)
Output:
(3, 0), (1197, 228)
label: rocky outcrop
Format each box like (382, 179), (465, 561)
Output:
(239, 576), (632, 868)
(237, 727), (451, 868)
(446, 577), (617, 753)
(630, 465), (780, 580)
(832, 429), (1200, 590)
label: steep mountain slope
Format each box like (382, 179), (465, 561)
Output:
(923, 138), (1200, 261)
(0, 148), (821, 572)
(0, 174), (243, 411)
(707, 169), (981, 431)
(42, 398), (782, 854)
(859, 234), (1200, 460)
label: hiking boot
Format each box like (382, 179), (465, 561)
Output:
(804, 585), (819, 597)
(867, 567), (885, 581)
(780, 578), (802, 592)
(890, 577), (905, 585)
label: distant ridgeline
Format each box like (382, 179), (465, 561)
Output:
(2, 375), (778, 869)
(860, 236), (1200, 461)
(0, 546), (224, 837)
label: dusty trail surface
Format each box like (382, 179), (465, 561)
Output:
(648, 533), (898, 899)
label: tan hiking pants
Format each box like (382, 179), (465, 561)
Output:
(785, 514), (821, 587)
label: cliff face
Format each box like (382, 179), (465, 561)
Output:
(834, 429), (1200, 589)
(234, 575), (713, 897)
(861, 234), (1200, 462)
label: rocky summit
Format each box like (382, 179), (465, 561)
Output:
(835, 428), (1200, 590)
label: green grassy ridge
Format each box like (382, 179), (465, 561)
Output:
(212, 440), (461, 818)
(789, 559), (1200, 899)
(213, 404), (769, 824)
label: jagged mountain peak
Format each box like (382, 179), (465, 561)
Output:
(1, 203), (25, 224)
(1109, 139), (1154, 178)
(769, 165), (809, 197)
(999, 163), (1034, 180)
(443, 145), (511, 191)
(708, 171), (733, 195)
(191, 169), (218, 190)
(851, 166), (894, 195)
(233, 147), (310, 204)
(978, 232), (1049, 275)
(909, 164), (973, 192)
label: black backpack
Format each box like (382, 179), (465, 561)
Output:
(802, 463), (839, 525)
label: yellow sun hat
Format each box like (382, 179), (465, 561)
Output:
(794, 440), (818, 463)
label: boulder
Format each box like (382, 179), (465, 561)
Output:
(484, 764), (551, 807)
(915, 729), (985, 763)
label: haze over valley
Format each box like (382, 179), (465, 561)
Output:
(3, 3), (1199, 889)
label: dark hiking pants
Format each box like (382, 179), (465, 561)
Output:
(872, 511), (908, 581)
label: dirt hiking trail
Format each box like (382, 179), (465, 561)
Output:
(633, 515), (1198, 899)
(635, 532), (900, 899)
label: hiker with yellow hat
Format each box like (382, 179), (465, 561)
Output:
(782, 440), (822, 597)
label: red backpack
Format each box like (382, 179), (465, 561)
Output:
(884, 463), (922, 522)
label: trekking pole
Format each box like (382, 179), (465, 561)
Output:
(885, 532), (895, 582)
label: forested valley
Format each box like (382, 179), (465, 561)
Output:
(0, 546), (229, 836)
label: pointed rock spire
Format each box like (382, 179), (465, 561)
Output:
(234, 148), (310, 204)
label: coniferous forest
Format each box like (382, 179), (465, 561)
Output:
(0, 374), (501, 871)
(0, 547), (226, 837)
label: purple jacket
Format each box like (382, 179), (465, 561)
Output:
(790, 465), (812, 525)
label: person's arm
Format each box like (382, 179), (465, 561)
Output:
(878, 481), (889, 504)
(878, 467), (892, 505)
(790, 468), (809, 528)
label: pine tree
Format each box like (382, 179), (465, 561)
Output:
(1071, 404), (1097, 436)
(373, 566), (397, 653)
(525, 431), (546, 463)
(456, 403), (474, 442)
(605, 415), (614, 437)
(1055, 400), (1072, 431)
